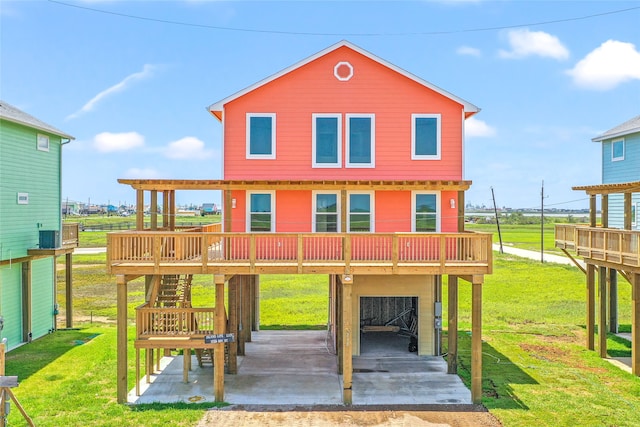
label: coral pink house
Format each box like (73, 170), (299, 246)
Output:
(109, 41), (492, 406)
(209, 41), (477, 235)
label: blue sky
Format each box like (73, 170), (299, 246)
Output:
(2, 1), (639, 209)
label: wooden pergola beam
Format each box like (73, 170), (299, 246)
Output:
(117, 179), (473, 192)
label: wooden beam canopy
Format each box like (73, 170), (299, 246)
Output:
(572, 180), (640, 195)
(117, 179), (473, 192)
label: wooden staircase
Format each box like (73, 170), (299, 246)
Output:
(155, 274), (192, 308)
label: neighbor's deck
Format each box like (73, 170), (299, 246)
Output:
(555, 224), (640, 272)
(107, 230), (493, 276)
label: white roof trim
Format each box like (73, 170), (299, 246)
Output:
(208, 40), (480, 119)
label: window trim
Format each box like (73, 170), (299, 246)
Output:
(611, 138), (625, 162)
(246, 190), (276, 232)
(312, 191), (341, 232)
(411, 114), (441, 160)
(345, 114), (375, 168)
(347, 191), (375, 232)
(246, 113), (276, 159)
(312, 114), (342, 168)
(411, 191), (440, 232)
(37, 134), (50, 152)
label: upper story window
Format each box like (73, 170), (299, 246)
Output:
(313, 191), (340, 232)
(312, 114), (341, 168)
(247, 191), (275, 232)
(37, 134), (50, 152)
(412, 114), (441, 160)
(412, 192), (439, 232)
(348, 192), (374, 232)
(246, 113), (276, 159)
(612, 138), (624, 161)
(346, 114), (375, 168)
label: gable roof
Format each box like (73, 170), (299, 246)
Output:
(592, 114), (640, 142)
(0, 100), (74, 140)
(208, 40), (480, 121)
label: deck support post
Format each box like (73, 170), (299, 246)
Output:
(150, 190), (158, 230)
(586, 264), (596, 350)
(598, 267), (608, 358)
(609, 269), (618, 333)
(447, 275), (458, 374)
(471, 278), (483, 404)
(252, 275), (260, 331)
(214, 275), (226, 403)
(242, 276), (252, 343)
(116, 275), (128, 404)
(632, 273), (640, 376)
(336, 275), (343, 375)
(228, 276), (239, 373)
(65, 252), (73, 328)
(136, 190), (144, 230)
(341, 274), (353, 405)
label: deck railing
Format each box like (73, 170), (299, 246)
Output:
(108, 231), (492, 274)
(555, 224), (640, 268)
(136, 303), (216, 338)
(62, 222), (80, 247)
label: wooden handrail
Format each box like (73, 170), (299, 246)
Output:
(555, 224), (640, 269)
(108, 231), (493, 273)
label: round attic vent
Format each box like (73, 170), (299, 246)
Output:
(334, 61), (354, 81)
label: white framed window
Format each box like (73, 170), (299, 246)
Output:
(411, 114), (441, 160)
(312, 114), (341, 168)
(346, 114), (375, 168)
(246, 191), (275, 232)
(312, 191), (340, 232)
(246, 113), (276, 159)
(612, 138), (624, 161)
(348, 191), (374, 232)
(37, 134), (50, 152)
(412, 192), (440, 232)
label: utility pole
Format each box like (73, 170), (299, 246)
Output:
(491, 187), (503, 254)
(541, 180), (545, 263)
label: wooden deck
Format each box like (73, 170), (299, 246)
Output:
(555, 224), (640, 272)
(107, 231), (493, 276)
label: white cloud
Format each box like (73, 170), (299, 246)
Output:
(499, 29), (569, 60)
(566, 40), (640, 90)
(457, 46), (482, 57)
(465, 117), (496, 138)
(164, 137), (215, 160)
(66, 64), (156, 120)
(94, 132), (145, 152)
(123, 168), (161, 179)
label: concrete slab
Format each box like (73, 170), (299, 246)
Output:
(128, 330), (472, 406)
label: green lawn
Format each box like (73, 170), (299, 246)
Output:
(18, 222), (637, 426)
(466, 223), (563, 253)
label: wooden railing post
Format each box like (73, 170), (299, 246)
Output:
(297, 234), (304, 273)
(343, 235), (352, 274)
(392, 234), (399, 273)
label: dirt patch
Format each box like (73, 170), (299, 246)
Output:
(520, 343), (570, 363)
(197, 406), (502, 427)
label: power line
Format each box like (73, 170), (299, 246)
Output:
(48, 1), (640, 37)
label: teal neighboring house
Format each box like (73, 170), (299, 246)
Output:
(593, 114), (640, 230)
(0, 100), (78, 350)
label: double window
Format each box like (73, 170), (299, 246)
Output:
(247, 191), (275, 232)
(313, 192), (340, 232)
(412, 114), (441, 160)
(612, 139), (625, 161)
(348, 192), (374, 232)
(312, 114), (341, 167)
(246, 113), (276, 159)
(412, 192), (439, 232)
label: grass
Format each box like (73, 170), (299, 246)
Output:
(467, 223), (563, 253)
(24, 220), (638, 426)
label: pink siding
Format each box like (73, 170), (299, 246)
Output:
(223, 45), (463, 181)
(376, 192), (411, 232)
(276, 191), (312, 232)
(441, 191), (459, 233)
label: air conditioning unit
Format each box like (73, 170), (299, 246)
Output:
(39, 230), (60, 249)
